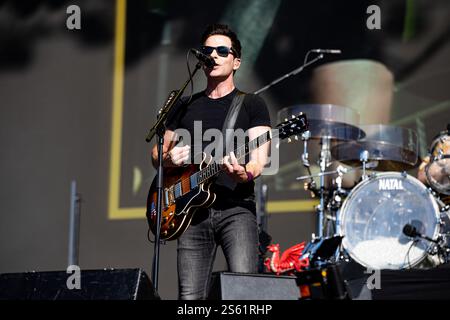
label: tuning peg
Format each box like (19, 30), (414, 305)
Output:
(294, 135), (299, 141)
(287, 137), (292, 143)
(284, 118), (288, 122)
(291, 115), (295, 119)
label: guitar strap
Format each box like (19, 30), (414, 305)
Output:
(214, 90), (247, 191)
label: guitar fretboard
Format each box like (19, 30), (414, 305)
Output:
(167, 112), (307, 201)
(191, 130), (272, 185)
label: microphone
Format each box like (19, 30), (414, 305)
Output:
(403, 223), (438, 244)
(190, 48), (216, 68)
(403, 223), (419, 238)
(311, 49), (342, 54)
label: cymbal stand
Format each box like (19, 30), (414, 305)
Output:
(334, 165), (347, 196)
(300, 130), (317, 193)
(296, 163), (378, 182)
(316, 136), (332, 239)
(360, 150), (370, 180)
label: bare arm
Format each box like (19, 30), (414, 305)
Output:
(246, 125), (271, 178)
(223, 126), (271, 182)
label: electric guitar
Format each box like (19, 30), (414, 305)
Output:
(146, 113), (308, 241)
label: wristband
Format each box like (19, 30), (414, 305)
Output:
(246, 171), (254, 182)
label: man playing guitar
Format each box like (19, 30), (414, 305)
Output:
(151, 23), (271, 300)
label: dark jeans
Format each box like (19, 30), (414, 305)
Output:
(177, 204), (258, 300)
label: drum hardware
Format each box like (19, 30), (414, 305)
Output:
(360, 150), (373, 181)
(317, 136), (334, 239)
(424, 184), (450, 212)
(278, 104), (365, 241)
(434, 191), (450, 212)
(297, 162), (346, 239)
(300, 130), (318, 196)
(296, 162), (378, 182)
(297, 162), (375, 238)
(333, 165), (350, 207)
(301, 130), (311, 168)
(335, 169), (344, 194)
(297, 159), (378, 240)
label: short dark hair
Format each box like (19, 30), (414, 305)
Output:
(201, 23), (242, 58)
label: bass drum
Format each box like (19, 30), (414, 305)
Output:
(337, 172), (441, 270)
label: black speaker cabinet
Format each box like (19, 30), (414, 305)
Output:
(0, 268), (159, 300)
(371, 265), (450, 300)
(341, 263), (450, 300)
(208, 272), (300, 300)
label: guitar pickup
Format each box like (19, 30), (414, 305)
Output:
(164, 189), (170, 208)
(168, 186), (175, 205)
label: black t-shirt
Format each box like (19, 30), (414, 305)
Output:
(165, 88), (271, 210)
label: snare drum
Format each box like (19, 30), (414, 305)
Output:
(337, 172), (441, 270)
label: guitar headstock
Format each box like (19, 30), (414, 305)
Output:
(276, 112), (308, 141)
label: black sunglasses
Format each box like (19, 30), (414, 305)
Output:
(200, 46), (236, 57)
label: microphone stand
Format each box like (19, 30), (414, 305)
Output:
(404, 225), (450, 264)
(145, 61), (203, 293)
(253, 53), (324, 95)
(418, 235), (450, 265)
(252, 51), (326, 240)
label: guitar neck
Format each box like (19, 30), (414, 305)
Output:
(195, 130), (273, 184)
(168, 113), (307, 201)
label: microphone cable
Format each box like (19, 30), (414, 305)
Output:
(185, 49), (195, 105)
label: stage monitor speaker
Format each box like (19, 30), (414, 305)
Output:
(371, 265), (450, 300)
(345, 276), (372, 300)
(208, 272), (299, 300)
(341, 263), (450, 300)
(0, 268), (159, 300)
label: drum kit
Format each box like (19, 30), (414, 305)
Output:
(278, 104), (450, 270)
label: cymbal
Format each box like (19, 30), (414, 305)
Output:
(331, 124), (419, 171)
(278, 104), (364, 141)
(306, 119), (364, 141)
(331, 140), (419, 171)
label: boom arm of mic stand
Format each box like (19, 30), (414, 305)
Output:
(253, 54), (324, 95)
(144, 61), (202, 293)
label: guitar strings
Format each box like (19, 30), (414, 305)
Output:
(172, 129), (283, 194)
(172, 114), (306, 194)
